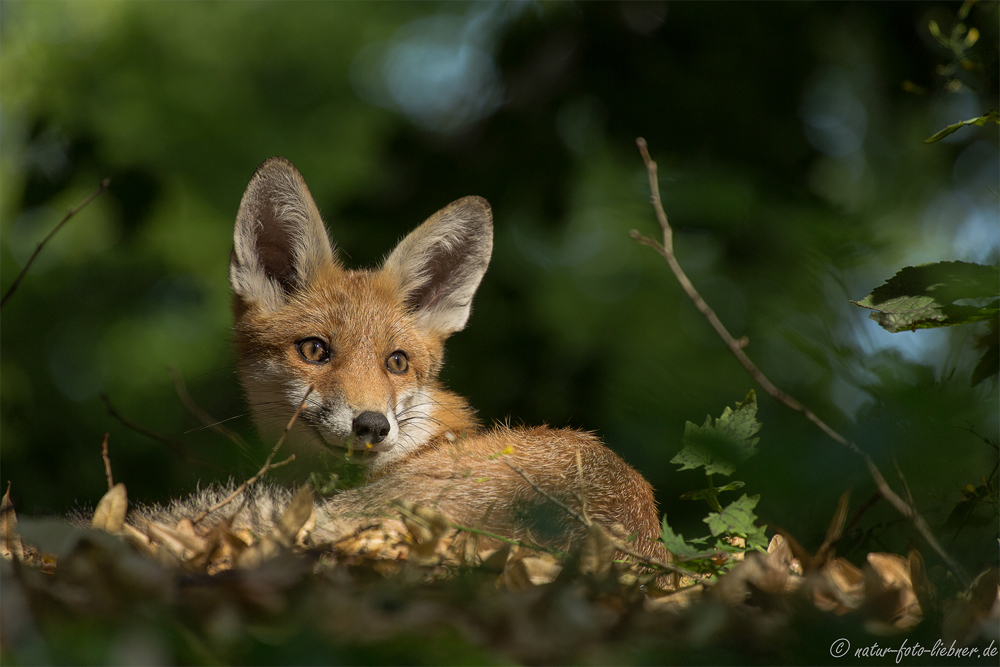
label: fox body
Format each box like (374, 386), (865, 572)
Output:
(142, 158), (665, 561)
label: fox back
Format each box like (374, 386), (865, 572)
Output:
(157, 158), (666, 562)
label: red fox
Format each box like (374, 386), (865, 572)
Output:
(141, 157), (666, 565)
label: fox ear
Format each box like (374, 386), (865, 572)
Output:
(230, 157), (335, 312)
(382, 196), (493, 337)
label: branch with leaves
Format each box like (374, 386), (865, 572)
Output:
(630, 138), (969, 585)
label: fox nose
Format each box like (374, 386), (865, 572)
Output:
(352, 411), (390, 444)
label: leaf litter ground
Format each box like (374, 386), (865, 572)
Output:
(2, 480), (997, 665)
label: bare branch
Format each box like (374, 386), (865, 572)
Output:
(503, 459), (589, 528)
(101, 433), (114, 491)
(101, 394), (225, 474)
(189, 454), (296, 526)
(2, 178), (111, 309)
(633, 137), (969, 585)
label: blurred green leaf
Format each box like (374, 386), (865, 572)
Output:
(924, 110), (999, 143)
(971, 315), (999, 387)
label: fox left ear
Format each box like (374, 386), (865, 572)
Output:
(230, 158), (336, 313)
(382, 196), (493, 337)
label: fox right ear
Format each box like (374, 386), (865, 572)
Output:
(382, 196), (493, 338)
(230, 158), (336, 312)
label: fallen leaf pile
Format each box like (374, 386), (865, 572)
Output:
(1, 483), (997, 665)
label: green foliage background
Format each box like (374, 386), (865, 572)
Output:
(2, 0), (998, 585)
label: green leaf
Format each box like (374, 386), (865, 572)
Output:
(704, 494), (760, 538)
(671, 391), (761, 476)
(659, 515), (706, 559)
(744, 523), (770, 552)
(851, 261), (1000, 332)
(925, 110), (999, 143)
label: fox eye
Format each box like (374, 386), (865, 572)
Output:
(296, 337), (330, 364)
(386, 351), (408, 374)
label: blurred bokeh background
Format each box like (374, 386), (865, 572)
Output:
(2, 1), (997, 573)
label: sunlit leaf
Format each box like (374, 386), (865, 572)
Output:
(1, 483), (24, 562)
(91, 483), (128, 533)
(851, 261), (1000, 332)
(671, 391), (761, 476)
(704, 494), (760, 538)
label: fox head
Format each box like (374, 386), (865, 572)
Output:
(229, 157), (492, 472)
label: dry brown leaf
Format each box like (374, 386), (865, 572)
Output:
(712, 551), (795, 606)
(480, 543), (511, 572)
(815, 490), (850, 563)
(237, 486), (315, 569)
(813, 557), (864, 614)
(645, 583), (706, 612)
(579, 522), (615, 581)
(943, 567), (1000, 643)
(331, 522), (410, 561)
(393, 499), (452, 564)
(1, 483), (24, 562)
(907, 549), (936, 618)
(503, 548), (562, 591)
(147, 520), (207, 562)
(520, 556), (562, 585)
(275, 484), (315, 548)
(121, 522), (154, 555)
(92, 483), (128, 533)
(864, 552), (921, 631)
(297, 504), (317, 547)
(767, 534), (803, 576)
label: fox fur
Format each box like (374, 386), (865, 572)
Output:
(135, 157), (666, 563)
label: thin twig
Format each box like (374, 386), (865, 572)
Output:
(841, 491), (881, 545)
(169, 366), (252, 456)
(189, 455), (296, 526)
(101, 394), (225, 474)
(892, 456), (917, 508)
(1, 178), (111, 309)
(101, 433), (114, 491)
(191, 386), (312, 525)
(632, 137), (969, 585)
(503, 459), (589, 527)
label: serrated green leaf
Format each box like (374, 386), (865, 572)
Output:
(659, 515), (705, 559)
(671, 391), (761, 476)
(745, 523), (770, 552)
(851, 261), (1000, 332)
(704, 494), (760, 537)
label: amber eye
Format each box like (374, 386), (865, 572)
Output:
(296, 337), (330, 364)
(386, 351), (409, 374)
